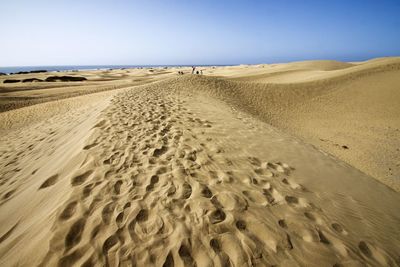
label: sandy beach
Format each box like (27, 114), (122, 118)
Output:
(1, 58), (400, 266)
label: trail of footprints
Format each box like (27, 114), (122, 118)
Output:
(41, 86), (386, 267)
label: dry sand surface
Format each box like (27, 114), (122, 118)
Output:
(0, 67), (174, 112)
(0, 58), (399, 266)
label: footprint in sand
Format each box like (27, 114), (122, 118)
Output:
(102, 202), (116, 225)
(71, 170), (94, 186)
(163, 251), (174, 267)
(209, 209), (226, 224)
(0, 222), (19, 244)
(2, 189), (16, 200)
(181, 182), (192, 199)
(102, 234), (118, 254)
(153, 146), (168, 157)
(331, 222), (346, 234)
(136, 209), (149, 222)
(358, 241), (372, 257)
(114, 180), (123, 194)
(317, 229), (330, 244)
(178, 244), (196, 267)
(59, 201), (78, 220)
(83, 143), (98, 150)
(235, 220), (247, 231)
(116, 211), (124, 226)
(285, 195), (299, 204)
(146, 175), (159, 192)
(93, 119), (106, 129)
(278, 219), (288, 229)
(38, 174), (59, 190)
(65, 218), (86, 250)
(210, 238), (221, 252)
(200, 185), (213, 198)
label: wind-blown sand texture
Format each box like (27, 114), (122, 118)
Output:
(0, 58), (399, 266)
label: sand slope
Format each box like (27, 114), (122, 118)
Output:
(1, 76), (400, 266)
(199, 58), (400, 190)
(0, 67), (174, 112)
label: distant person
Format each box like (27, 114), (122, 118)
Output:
(200, 70), (203, 75)
(192, 66), (196, 74)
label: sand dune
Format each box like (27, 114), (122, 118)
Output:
(208, 57), (399, 84)
(0, 68), (174, 112)
(1, 58), (400, 266)
(196, 58), (400, 190)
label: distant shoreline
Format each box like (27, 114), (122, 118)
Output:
(0, 64), (229, 74)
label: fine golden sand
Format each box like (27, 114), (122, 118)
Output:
(0, 58), (399, 266)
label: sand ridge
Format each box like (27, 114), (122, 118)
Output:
(175, 58), (400, 190)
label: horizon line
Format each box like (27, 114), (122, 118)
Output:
(1, 55), (400, 69)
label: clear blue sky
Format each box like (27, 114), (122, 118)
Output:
(1, 0), (399, 66)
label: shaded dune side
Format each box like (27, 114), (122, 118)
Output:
(177, 60), (400, 125)
(225, 60), (356, 82)
(276, 60), (356, 71)
(209, 57), (399, 82)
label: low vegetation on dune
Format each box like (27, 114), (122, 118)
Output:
(3, 75), (87, 84)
